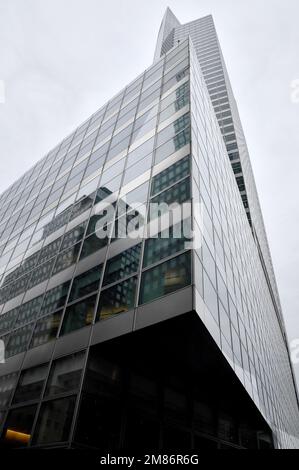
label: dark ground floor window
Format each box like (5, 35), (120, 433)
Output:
(32, 396), (76, 445)
(74, 313), (273, 450)
(0, 405), (37, 448)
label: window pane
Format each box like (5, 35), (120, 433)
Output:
(80, 229), (111, 260)
(52, 242), (81, 275)
(6, 324), (33, 357)
(28, 259), (55, 289)
(45, 352), (85, 397)
(0, 309), (18, 335)
(0, 373), (18, 408)
(30, 310), (62, 348)
(38, 237), (62, 264)
(14, 296), (43, 328)
(60, 221), (87, 251)
(156, 113), (190, 148)
(60, 294), (96, 336)
(154, 128), (190, 165)
(12, 364), (48, 404)
(127, 137), (155, 166)
(103, 244), (141, 286)
(123, 153), (152, 186)
(40, 281), (70, 316)
(143, 221), (190, 267)
(149, 178), (190, 221)
(122, 181), (149, 207)
(69, 265), (102, 302)
(203, 270), (219, 323)
(87, 205), (116, 236)
(151, 155), (190, 196)
(96, 276), (137, 321)
(1, 405), (37, 448)
(139, 252), (191, 305)
(159, 93), (189, 124)
(33, 397), (75, 445)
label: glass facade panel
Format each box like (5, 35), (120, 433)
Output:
(0, 26), (296, 449)
(139, 252), (191, 304)
(149, 178), (191, 221)
(40, 282), (70, 316)
(69, 265), (102, 302)
(30, 310), (63, 348)
(103, 244), (141, 286)
(151, 155), (190, 196)
(143, 221), (190, 267)
(6, 324), (33, 358)
(80, 230), (110, 260)
(155, 128), (191, 165)
(96, 277), (137, 321)
(45, 352), (85, 397)
(1, 405), (37, 448)
(15, 296), (44, 328)
(32, 397), (76, 445)
(0, 373), (18, 409)
(12, 364), (48, 404)
(60, 295), (96, 336)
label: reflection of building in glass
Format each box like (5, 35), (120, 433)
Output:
(0, 9), (298, 450)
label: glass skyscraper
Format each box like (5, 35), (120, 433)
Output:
(0, 8), (298, 450)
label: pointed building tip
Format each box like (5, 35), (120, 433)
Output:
(153, 6), (181, 62)
(166, 6), (175, 14)
(164, 6), (179, 22)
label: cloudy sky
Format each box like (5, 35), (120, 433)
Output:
(0, 0), (298, 375)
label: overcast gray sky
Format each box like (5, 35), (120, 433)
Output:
(0, 0), (298, 376)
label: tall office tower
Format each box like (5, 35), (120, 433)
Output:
(154, 9), (283, 330)
(0, 10), (298, 450)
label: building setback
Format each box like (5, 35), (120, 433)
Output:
(0, 8), (298, 450)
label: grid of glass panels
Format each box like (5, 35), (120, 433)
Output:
(0, 38), (191, 323)
(0, 34), (298, 450)
(0, 39), (194, 447)
(188, 40), (299, 449)
(157, 12), (285, 346)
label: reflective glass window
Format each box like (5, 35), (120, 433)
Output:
(52, 242), (81, 275)
(123, 153), (152, 186)
(156, 113), (190, 148)
(69, 265), (102, 303)
(30, 310), (62, 348)
(32, 397), (75, 445)
(103, 244), (141, 286)
(0, 373), (18, 408)
(28, 258), (55, 289)
(15, 296), (44, 328)
(12, 364), (48, 404)
(6, 324), (33, 357)
(96, 276), (137, 321)
(203, 270), (219, 323)
(80, 229), (111, 260)
(0, 308), (19, 335)
(155, 128), (191, 165)
(143, 221), (190, 267)
(60, 221), (87, 251)
(1, 405), (37, 448)
(151, 155), (190, 196)
(45, 351), (85, 397)
(60, 294), (96, 335)
(139, 251), (191, 304)
(40, 281), (70, 316)
(149, 178), (191, 221)
(127, 137), (155, 166)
